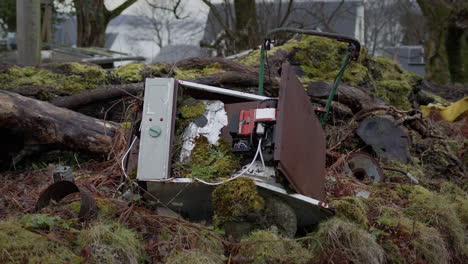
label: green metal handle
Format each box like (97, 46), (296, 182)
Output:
(320, 54), (351, 125)
(257, 28), (360, 126)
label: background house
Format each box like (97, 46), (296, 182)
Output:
(382, 45), (425, 76)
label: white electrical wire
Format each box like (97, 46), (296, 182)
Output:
(120, 133), (265, 187)
(120, 136), (175, 183)
(259, 143), (266, 173)
(194, 139), (263, 186)
(121, 136), (138, 179)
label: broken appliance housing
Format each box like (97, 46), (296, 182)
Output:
(126, 63), (332, 229)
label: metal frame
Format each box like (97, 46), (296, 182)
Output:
(178, 80), (271, 101)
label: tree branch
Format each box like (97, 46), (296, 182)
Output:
(108, 0), (138, 20)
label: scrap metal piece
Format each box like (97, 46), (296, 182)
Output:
(356, 116), (411, 163)
(35, 181), (97, 221)
(345, 153), (384, 183)
(274, 63), (326, 200)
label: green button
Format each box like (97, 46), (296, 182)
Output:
(149, 126), (162, 137)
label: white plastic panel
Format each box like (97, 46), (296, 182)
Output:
(137, 78), (176, 180)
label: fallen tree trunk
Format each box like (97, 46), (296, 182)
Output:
(0, 90), (120, 166)
(50, 83), (143, 109)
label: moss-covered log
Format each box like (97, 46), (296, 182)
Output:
(50, 83), (143, 109)
(0, 90), (120, 166)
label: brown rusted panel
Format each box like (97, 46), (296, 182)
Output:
(274, 63), (326, 200)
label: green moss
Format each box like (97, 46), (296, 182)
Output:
(382, 159), (424, 183)
(0, 219), (83, 263)
(0, 63), (107, 96)
(381, 240), (407, 264)
(110, 63), (145, 82)
(77, 222), (145, 264)
(440, 181), (466, 197)
(330, 196), (368, 227)
(141, 63), (169, 78)
(212, 178), (264, 225)
(20, 214), (61, 230)
(368, 56), (423, 109)
(165, 250), (225, 264)
(120, 122), (132, 130)
(60, 62), (106, 81)
(374, 80), (413, 110)
(67, 198), (117, 220)
(179, 102), (206, 119)
(187, 137), (239, 182)
(405, 186), (466, 256)
(376, 212), (450, 264)
(238, 230), (312, 264)
(294, 36), (368, 85)
(175, 63), (225, 80)
(313, 218), (385, 264)
(237, 36), (424, 110)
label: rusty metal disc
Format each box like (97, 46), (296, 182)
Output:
(35, 181), (98, 221)
(345, 153), (384, 183)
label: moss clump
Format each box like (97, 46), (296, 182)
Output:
(20, 214), (61, 230)
(179, 102), (206, 119)
(404, 186), (466, 256)
(187, 137), (239, 182)
(374, 80), (413, 110)
(77, 222), (144, 264)
(382, 158), (425, 183)
(110, 63), (145, 82)
(369, 56), (422, 110)
(294, 36), (369, 85)
(67, 198), (117, 220)
(174, 63), (225, 80)
(212, 178), (264, 225)
(238, 230), (312, 264)
(313, 218), (385, 264)
(56, 62), (106, 82)
(330, 196), (368, 227)
(0, 219), (83, 263)
(165, 249), (225, 264)
(376, 212), (450, 264)
(141, 63), (169, 79)
(0, 63), (107, 96)
(237, 36), (424, 110)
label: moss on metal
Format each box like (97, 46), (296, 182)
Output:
(236, 36), (425, 110)
(186, 137), (240, 182)
(212, 178), (264, 225)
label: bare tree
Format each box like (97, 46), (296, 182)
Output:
(201, 0), (296, 55)
(363, 0), (404, 56)
(73, 0), (138, 47)
(131, 0), (202, 50)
